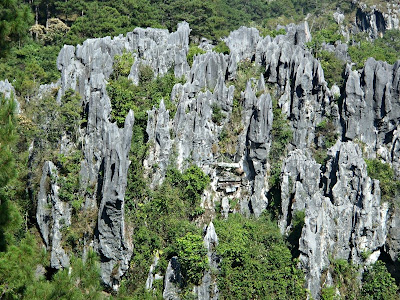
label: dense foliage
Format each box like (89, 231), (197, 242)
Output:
(268, 97), (293, 218)
(2, 0), (400, 299)
(321, 259), (398, 300)
(122, 166), (210, 297)
(349, 30), (400, 69)
(0, 0), (33, 56)
(365, 159), (400, 206)
(214, 213), (307, 299)
(108, 54), (184, 128)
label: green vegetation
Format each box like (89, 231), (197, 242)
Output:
(0, 95), (17, 189)
(361, 260), (398, 300)
(211, 103), (225, 125)
(176, 232), (208, 285)
(321, 259), (398, 300)
(306, 22), (346, 88)
(108, 63), (184, 128)
(24, 250), (104, 300)
(318, 50), (346, 88)
(365, 159), (400, 206)
(349, 30), (400, 69)
(4, 1), (400, 299)
(313, 118), (338, 165)
(258, 27), (286, 38)
(214, 213), (307, 299)
(307, 22), (344, 54)
(57, 151), (83, 209)
(217, 60), (261, 160)
(122, 166), (210, 296)
(287, 210), (305, 258)
(327, 258), (361, 299)
(0, 42), (61, 97)
(187, 44), (206, 66)
(0, 233), (47, 298)
(113, 51), (135, 79)
(213, 40), (230, 55)
(0, 0), (33, 56)
(268, 98), (293, 217)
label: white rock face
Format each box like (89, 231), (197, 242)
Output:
(0, 79), (19, 113)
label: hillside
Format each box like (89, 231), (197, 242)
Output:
(1, 1), (400, 299)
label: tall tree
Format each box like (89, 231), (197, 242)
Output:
(0, 0), (33, 55)
(0, 94), (17, 191)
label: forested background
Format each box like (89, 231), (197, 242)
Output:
(1, 0), (400, 299)
(2, 0), (400, 98)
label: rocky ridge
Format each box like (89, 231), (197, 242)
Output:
(0, 18), (396, 299)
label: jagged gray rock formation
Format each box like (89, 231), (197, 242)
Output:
(128, 22), (190, 84)
(245, 92), (273, 216)
(39, 21), (191, 289)
(145, 22), (329, 219)
(279, 142), (390, 299)
(36, 161), (71, 269)
(0, 79), (16, 99)
(145, 251), (163, 291)
(0, 79), (19, 113)
(194, 222), (220, 300)
(343, 58), (400, 156)
(94, 110), (134, 289)
(354, 0), (400, 39)
(34, 18), (400, 300)
(163, 257), (182, 300)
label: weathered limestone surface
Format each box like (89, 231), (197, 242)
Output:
(0, 79), (19, 113)
(36, 161), (71, 269)
(354, 1), (400, 39)
(38, 21), (191, 289)
(279, 143), (389, 298)
(34, 18), (400, 299)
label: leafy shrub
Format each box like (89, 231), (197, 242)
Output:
(25, 250), (103, 300)
(0, 94), (17, 189)
(213, 40), (230, 55)
(217, 103), (243, 160)
(267, 98), (292, 218)
(217, 60), (261, 161)
(211, 103), (225, 125)
(57, 151), (83, 206)
(108, 67), (184, 128)
(365, 159), (400, 205)
(176, 232), (208, 285)
(269, 98), (292, 188)
(321, 286), (340, 300)
(187, 44), (206, 66)
(361, 260), (398, 300)
(260, 27), (286, 38)
(214, 213), (307, 299)
(349, 30), (400, 69)
(0, 233), (47, 298)
(0, 42), (61, 97)
(316, 119), (337, 148)
(139, 64), (154, 83)
(112, 51), (135, 79)
(122, 166), (209, 296)
(307, 22), (344, 53)
(318, 50), (346, 88)
(287, 210), (305, 257)
(321, 258), (368, 299)
(312, 118), (338, 165)
(59, 89), (82, 140)
(181, 165), (210, 206)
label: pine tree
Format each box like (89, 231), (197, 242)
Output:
(0, 0), (33, 56)
(0, 94), (17, 192)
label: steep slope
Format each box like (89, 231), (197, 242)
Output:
(3, 17), (400, 299)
